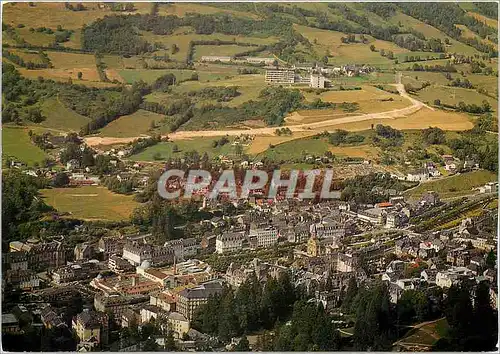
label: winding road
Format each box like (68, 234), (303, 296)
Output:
(85, 73), (430, 147)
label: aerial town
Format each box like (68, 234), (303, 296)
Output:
(2, 1), (498, 352)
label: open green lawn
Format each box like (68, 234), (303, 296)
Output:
(157, 74), (264, 108)
(405, 170), (497, 199)
(98, 109), (168, 138)
(193, 44), (255, 60)
(40, 97), (91, 132)
(118, 67), (238, 84)
(129, 138), (239, 161)
(414, 85), (497, 112)
(40, 186), (139, 221)
(2, 126), (48, 166)
(259, 137), (330, 161)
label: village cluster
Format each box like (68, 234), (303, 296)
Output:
(3, 146), (498, 350)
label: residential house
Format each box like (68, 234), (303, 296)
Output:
(72, 310), (109, 348)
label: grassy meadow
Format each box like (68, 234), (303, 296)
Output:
(41, 186), (139, 221)
(2, 126), (48, 166)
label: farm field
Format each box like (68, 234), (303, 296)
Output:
(18, 67), (106, 86)
(157, 2), (261, 19)
(319, 107), (474, 132)
(303, 85), (410, 114)
(246, 132), (316, 154)
(396, 318), (450, 349)
(2, 2), (151, 30)
(295, 24), (403, 66)
(193, 45), (255, 61)
(414, 86), (498, 113)
(40, 186), (139, 221)
(10, 48), (45, 64)
(466, 11), (498, 29)
(129, 137), (239, 161)
(40, 97), (91, 132)
(118, 67), (239, 84)
(388, 12), (481, 55)
(46, 51), (96, 69)
(405, 170), (497, 199)
(166, 74), (264, 108)
(456, 24), (498, 50)
(329, 144), (380, 159)
(16, 27), (55, 46)
(259, 137), (330, 161)
(141, 29), (277, 63)
(2, 126), (48, 166)
(98, 110), (168, 138)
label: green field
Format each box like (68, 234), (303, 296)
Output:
(414, 85), (498, 112)
(2, 126), (48, 166)
(46, 51), (96, 69)
(388, 12), (481, 55)
(129, 138), (239, 161)
(193, 44), (256, 60)
(40, 97), (91, 132)
(260, 138), (330, 161)
(99, 109), (168, 138)
(11, 48), (45, 64)
(405, 170), (497, 199)
(162, 74), (264, 108)
(397, 318), (450, 348)
(41, 186), (139, 221)
(118, 67), (240, 84)
(141, 29), (277, 62)
(295, 24), (403, 66)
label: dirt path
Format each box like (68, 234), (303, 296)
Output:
(84, 72), (429, 147)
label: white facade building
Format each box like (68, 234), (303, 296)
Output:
(216, 232), (245, 254)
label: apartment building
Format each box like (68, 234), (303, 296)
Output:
(122, 242), (175, 266)
(265, 69), (295, 84)
(249, 226), (279, 248)
(94, 294), (149, 322)
(216, 232), (245, 254)
(9, 240), (66, 271)
(176, 280), (224, 321)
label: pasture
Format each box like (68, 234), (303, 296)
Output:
(40, 97), (91, 132)
(414, 85), (497, 112)
(259, 137), (330, 161)
(388, 12), (481, 55)
(129, 137), (238, 161)
(10, 49), (45, 64)
(193, 45), (256, 61)
(318, 107), (473, 132)
(295, 24), (406, 66)
(2, 126), (48, 166)
(98, 110), (168, 138)
(141, 29), (277, 63)
(405, 170), (497, 199)
(18, 67), (105, 85)
(2, 2), (150, 30)
(46, 51), (96, 69)
(157, 3), (261, 19)
(40, 186), (139, 221)
(466, 11), (498, 29)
